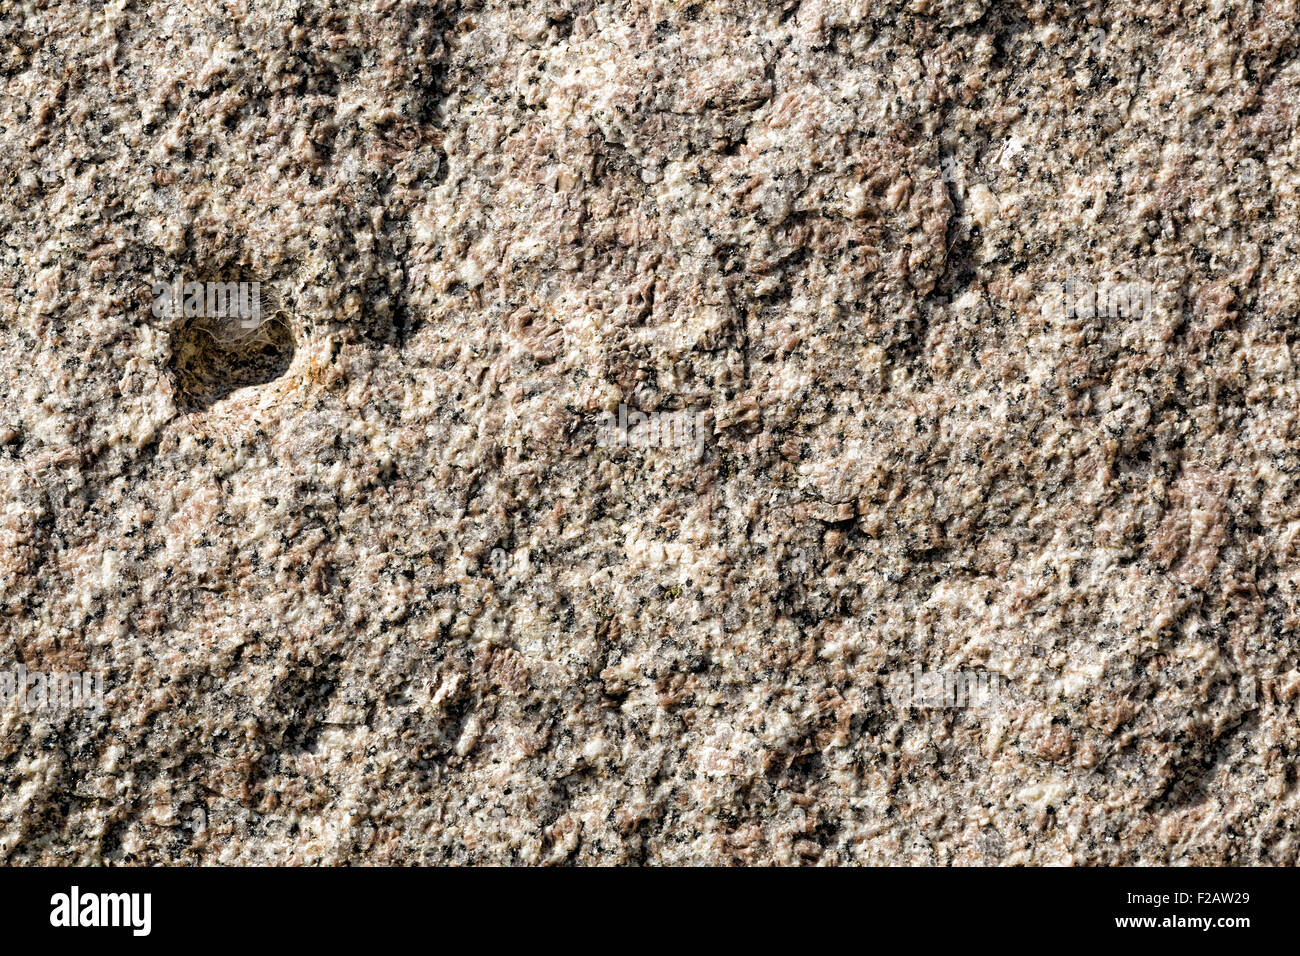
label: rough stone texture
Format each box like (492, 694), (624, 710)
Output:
(1, 0), (1299, 865)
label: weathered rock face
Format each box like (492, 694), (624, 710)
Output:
(1, 0), (1298, 865)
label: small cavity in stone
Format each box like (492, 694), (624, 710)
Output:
(169, 310), (295, 411)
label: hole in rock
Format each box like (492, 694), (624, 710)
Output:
(169, 306), (295, 412)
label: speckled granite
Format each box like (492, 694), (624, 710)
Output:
(1, 0), (1298, 865)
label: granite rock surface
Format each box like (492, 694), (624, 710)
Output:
(1, 0), (1299, 864)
